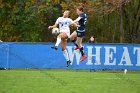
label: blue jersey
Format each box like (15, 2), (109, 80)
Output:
(77, 13), (87, 32)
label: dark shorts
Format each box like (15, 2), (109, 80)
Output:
(76, 31), (85, 37)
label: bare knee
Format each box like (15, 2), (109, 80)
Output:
(61, 48), (65, 51)
(61, 46), (66, 51)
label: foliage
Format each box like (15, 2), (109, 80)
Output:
(0, 0), (139, 43)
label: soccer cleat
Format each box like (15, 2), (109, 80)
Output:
(74, 46), (80, 50)
(80, 55), (87, 62)
(67, 60), (71, 67)
(51, 46), (58, 50)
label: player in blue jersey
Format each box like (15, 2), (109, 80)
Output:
(69, 6), (87, 62)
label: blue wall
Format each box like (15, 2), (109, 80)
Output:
(0, 42), (140, 70)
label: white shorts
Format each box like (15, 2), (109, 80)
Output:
(60, 31), (70, 38)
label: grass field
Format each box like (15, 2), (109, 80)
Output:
(0, 69), (140, 93)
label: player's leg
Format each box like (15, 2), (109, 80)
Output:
(60, 38), (71, 67)
(51, 32), (67, 50)
(76, 32), (87, 62)
(77, 37), (84, 54)
(69, 31), (77, 40)
(69, 31), (79, 49)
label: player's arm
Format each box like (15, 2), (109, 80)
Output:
(48, 24), (58, 29)
(48, 17), (59, 29)
(73, 17), (82, 23)
(69, 19), (78, 27)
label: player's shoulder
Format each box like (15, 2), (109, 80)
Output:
(66, 18), (73, 21)
(57, 17), (63, 20)
(80, 13), (87, 17)
(67, 17), (72, 20)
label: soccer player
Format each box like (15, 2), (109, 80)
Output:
(48, 10), (77, 67)
(69, 6), (87, 62)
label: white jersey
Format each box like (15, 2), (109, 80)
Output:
(55, 17), (73, 34)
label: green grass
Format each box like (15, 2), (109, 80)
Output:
(0, 69), (140, 93)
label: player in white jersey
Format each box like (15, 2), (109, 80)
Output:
(48, 10), (77, 67)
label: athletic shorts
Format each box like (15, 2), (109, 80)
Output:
(76, 31), (85, 37)
(60, 31), (70, 38)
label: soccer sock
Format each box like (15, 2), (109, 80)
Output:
(80, 47), (85, 56)
(55, 37), (61, 47)
(72, 39), (78, 47)
(62, 49), (70, 61)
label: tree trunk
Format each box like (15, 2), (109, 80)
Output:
(113, 13), (116, 43)
(120, 5), (124, 43)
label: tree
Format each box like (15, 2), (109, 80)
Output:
(0, 0), (139, 43)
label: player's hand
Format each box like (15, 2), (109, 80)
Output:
(48, 26), (52, 30)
